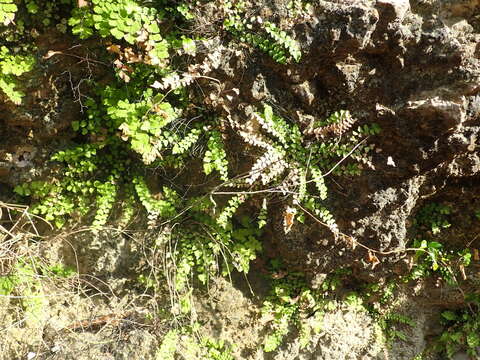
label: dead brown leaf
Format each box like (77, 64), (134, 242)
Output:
(367, 251), (380, 269)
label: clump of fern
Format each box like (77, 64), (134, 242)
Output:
(230, 104), (380, 234)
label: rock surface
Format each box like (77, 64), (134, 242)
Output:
(188, 0), (480, 279)
(1, 1), (480, 359)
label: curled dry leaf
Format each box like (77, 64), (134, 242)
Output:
(344, 235), (357, 250)
(106, 44), (121, 55)
(271, 270), (288, 279)
(367, 251), (380, 269)
(124, 47), (142, 63)
(283, 206), (296, 234)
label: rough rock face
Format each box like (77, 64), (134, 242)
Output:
(0, 2), (478, 280)
(194, 0), (480, 278)
(1, 1), (479, 359)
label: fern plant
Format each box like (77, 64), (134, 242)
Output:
(261, 265), (328, 352)
(69, 0), (169, 63)
(204, 129), (229, 181)
(169, 208), (262, 291)
(235, 104), (379, 233)
(438, 299), (480, 359)
(0, 0), (16, 26)
(0, 46), (35, 104)
(223, 3), (301, 64)
(156, 327), (235, 360)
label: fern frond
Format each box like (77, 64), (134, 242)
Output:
(310, 166), (327, 200)
(172, 128), (201, 155)
(203, 130), (229, 181)
(217, 194), (247, 229)
(295, 168), (307, 203)
(258, 198), (268, 229)
(303, 196), (338, 234)
(309, 110), (356, 138)
(255, 105), (290, 145)
(154, 72), (195, 91)
(133, 176), (177, 218)
(92, 180), (117, 229)
(238, 129), (273, 150)
(247, 148), (287, 185)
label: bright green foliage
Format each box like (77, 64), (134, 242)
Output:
(259, 103), (297, 145)
(69, 0), (169, 62)
(176, 3), (194, 21)
(310, 167), (327, 200)
(363, 280), (397, 306)
(133, 176), (178, 218)
(204, 130), (229, 181)
(242, 104), (379, 233)
(229, 216), (262, 273)
(68, 6), (94, 38)
(0, 46), (35, 104)
(108, 93), (181, 164)
(0, 260), (47, 324)
(172, 128), (201, 154)
(258, 198), (268, 228)
(46, 263), (76, 278)
(217, 195), (246, 229)
(15, 141), (121, 228)
(0, 0), (17, 26)
(320, 267), (352, 292)
(286, 0), (312, 18)
(91, 178), (117, 229)
(14, 77), (199, 230)
(201, 337), (235, 360)
(14, 181), (76, 228)
(156, 329), (178, 360)
(407, 240), (471, 285)
(7, 0), (383, 344)
(263, 22), (301, 62)
(0, 273), (16, 295)
(74, 86), (189, 164)
(315, 109), (351, 127)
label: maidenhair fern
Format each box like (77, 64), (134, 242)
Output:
(132, 176), (178, 219)
(0, 46), (35, 104)
(310, 167), (327, 200)
(263, 22), (301, 63)
(0, 0), (17, 26)
(203, 130), (229, 181)
(9, 0), (382, 313)
(223, 3), (302, 64)
(217, 194), (247, 229)
(233, 104), (379, 234)
(69, 0), (169, 64)
(92, 178), (117, 229)
(172, 128), (201, 155)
